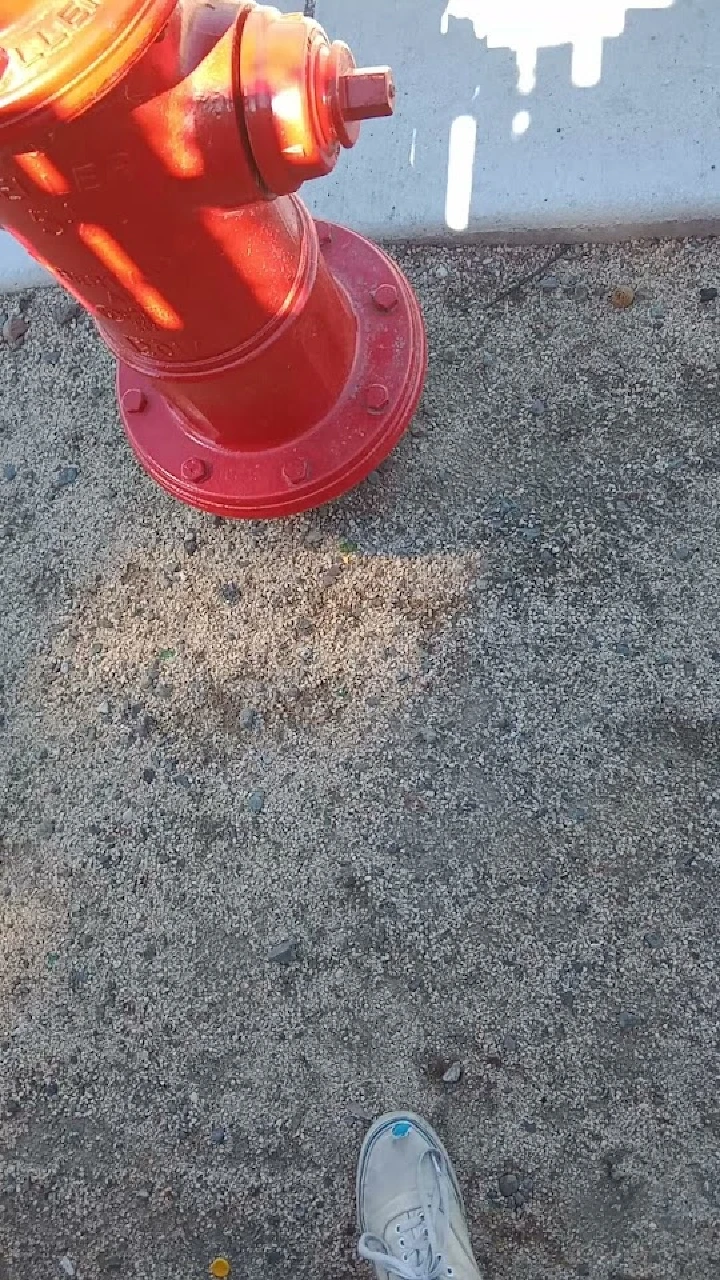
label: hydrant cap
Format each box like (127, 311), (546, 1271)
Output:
(0, 0), (176, 144)
(239, 4), (395, 195)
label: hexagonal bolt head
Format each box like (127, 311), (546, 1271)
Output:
(372, 284), (399, 313)
(122, 388), (147, 414)
(339, 68), (396, 123)
(365, 383), (390, 412)
(282, 458), (310, 485)
(180, 457), (209, 484)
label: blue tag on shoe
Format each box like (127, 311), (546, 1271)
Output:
(392, 1121), (413, 1139)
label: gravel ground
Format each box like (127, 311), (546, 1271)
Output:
(1, 238), (719, 1280)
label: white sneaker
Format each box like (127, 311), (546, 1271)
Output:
(357, 1112), (484, 1280)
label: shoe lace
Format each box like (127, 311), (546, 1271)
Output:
(359, 1149), (451, 1280)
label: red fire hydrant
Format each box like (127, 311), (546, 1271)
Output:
(0, 1), (426, 517)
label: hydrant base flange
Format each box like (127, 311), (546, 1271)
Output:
(117, 223), (427, 519)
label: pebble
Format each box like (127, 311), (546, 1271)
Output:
(247, 789), (265, 813)
(611, 286), (635, 309)
(2, 314), (28, 346)
(58, 1258), (75, 1278)
(322, 564), (343, 588)
(573, 282), (589, 301)
(499, 1173), (519, 1198)
(514, 1190), (525, 1207)
(699, 286), (718, 302)
(539, 275), (561, 292)
(618, 1011), (641, 1031)
(97, 700), (110, 717)
(239, 708), (256, 730)
(210, 1125), (226, 1145)
(346, 1103), (375, 1122)
(55, 299), (83, 326)
(2, 463), (17, 481)
(435, 265), (449, 279)
(55, 465), (80, 488)
(529, 398), (546, 417)
(644, 930), (664, 949)
(650, 302), (666, 321)
(183, 532), (198, 556)
(305, 529), (323, 547)
(442, 1061), (462, 1084)
(672, 543), (692, 562)
(142, 767), (156, 784)
(268, 937), (299, 965)
(220, 582), (241, 604)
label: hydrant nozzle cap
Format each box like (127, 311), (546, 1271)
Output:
(239, 6), (395, 196)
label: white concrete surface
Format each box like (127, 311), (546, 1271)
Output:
(1, 0), (718, 289)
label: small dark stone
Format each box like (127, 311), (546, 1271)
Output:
(247, 789), (265, 814)
(672, 543), (692, 563)
(499, 1173), (519, 1198)
(522, 1120), (537, 1133)
(55, 299), (83, 326)
(513, 1191), (525, 1207)
(268, 937), (299, 966)
(618, 1011), (641, 1031)
(46, 1080), (58, 1096)
(137, 714), (156, 742)
(576, 1266), (590, 1278)
(210, 1125), (226, 1145)
(142, 767), (156, 784)
(100, 1255), (124, 1273)
(529, 398), (546, 416)
(644, 930), (664, 949)
(699, 286), (718, 302)
(220, 582), (241, 604)
(2, 464), (17, 481)
(539, 275), (560, 293)
(69, 966), (88, 992)
(55, 465), (80, 489)
(143, 942), (157, 960)
(568, 804), (589, 823)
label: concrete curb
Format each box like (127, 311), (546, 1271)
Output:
(1, 0), (717, 291)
